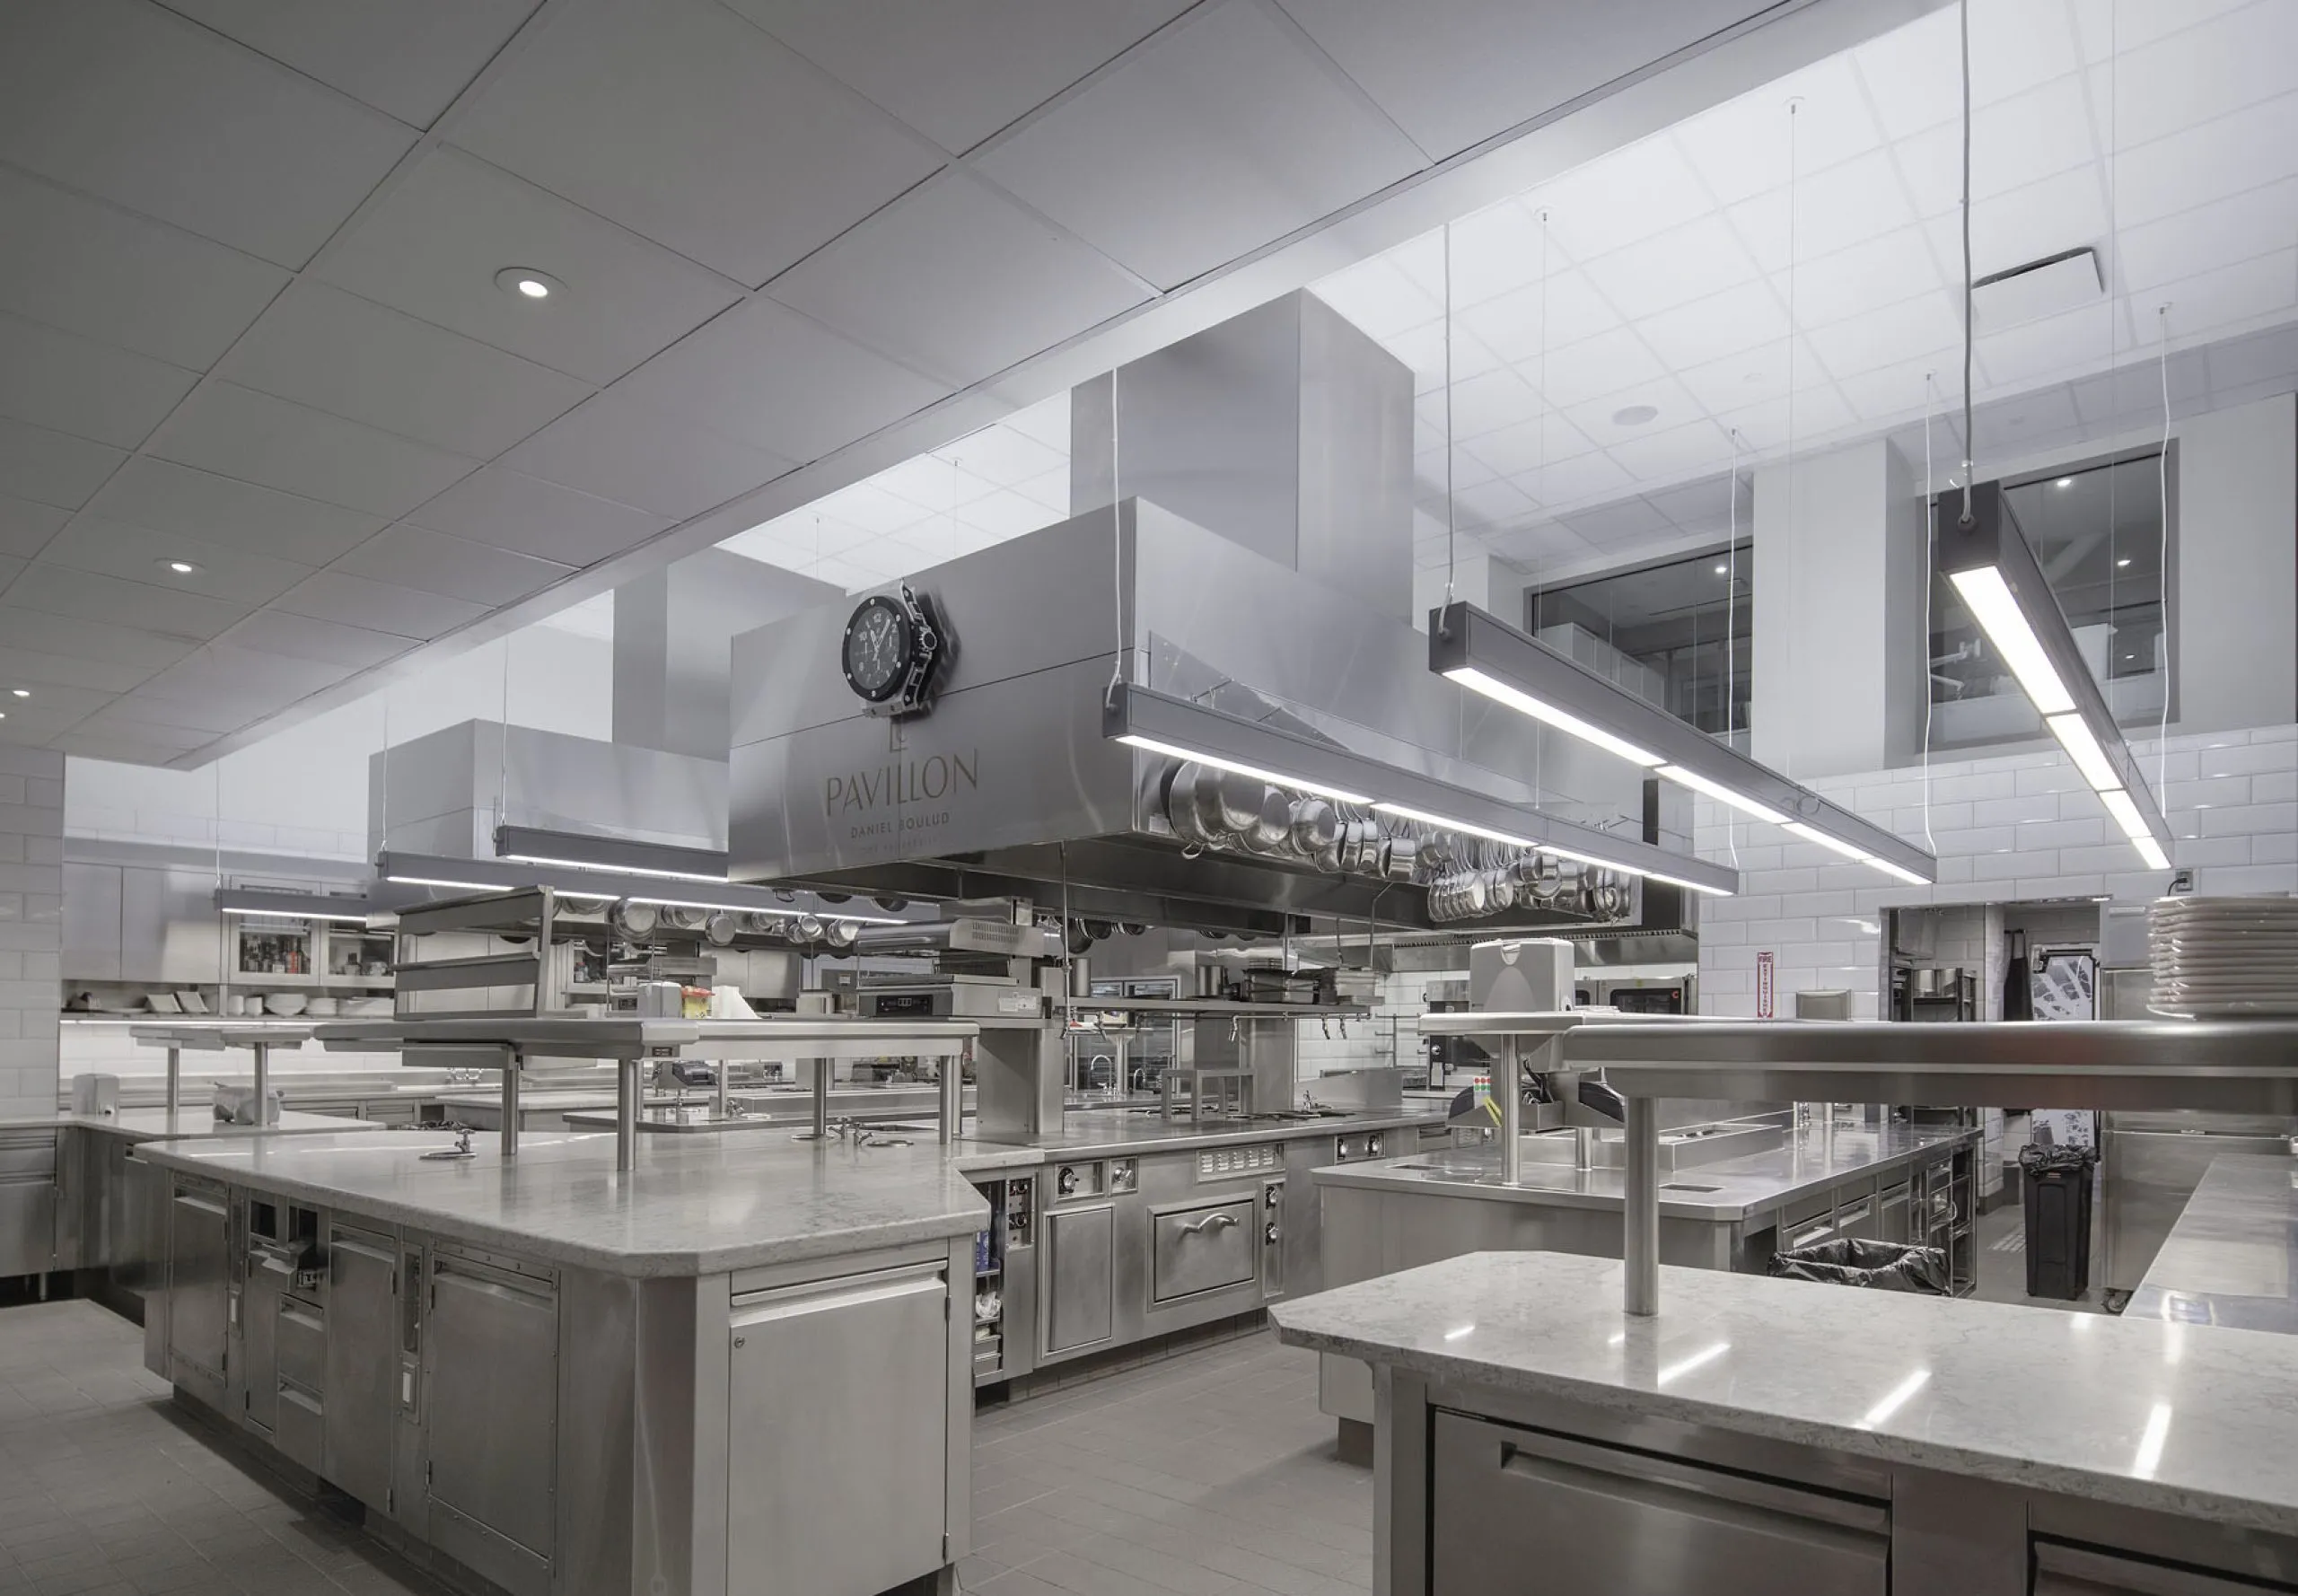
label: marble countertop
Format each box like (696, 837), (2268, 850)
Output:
(1273, 1250), (2298, 1537)
(1309, 1121), (1976, 1220)
(2127, 1153), (2298, 1334)
(135, 1129), (987, 1278)
(0, 1109), (386, 1143)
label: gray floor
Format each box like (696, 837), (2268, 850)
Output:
(0, 1302), (1370, 1596)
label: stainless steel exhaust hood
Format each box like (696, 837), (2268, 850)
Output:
(727, 498), (1734, 937)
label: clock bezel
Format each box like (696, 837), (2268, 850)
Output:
(840, 594), (914, 705)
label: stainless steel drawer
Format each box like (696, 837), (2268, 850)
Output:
(1150, 1197), (1257, 1305)
(277, 1298), (325, 1394)
(2033, 1539), (2298, 1594)
(0, 1131), (55, 1180)
(275, 1384), (324, 1475)
(1433, 1412), (1889, 1596)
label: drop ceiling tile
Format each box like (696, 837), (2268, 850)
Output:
(1644, 470), (1747, 528)
(0, 642), (158, 696)
(1674, 337), (1826, 414)
(1636, 279), (1790, 373)
(144, 382), (482, 519)
(1311, 259), (1444, 342)
(870, 455), (996, 513)
(1441, 368), (1545, 439)
(273, 569), (487, 640)
(449, 0), (943, 285)
(47, 732), (189, 763)
(1729, 150), (1917, 273)
(0, 678), (112, 723)
(406, 465), (670, 566)
(2103, 3), (2298, 152)
(0, 417), (122, 512)
(1384, 321), (1506, 392)
(1460, 414), (1596, 479)
(1530, 326), (1666, 410)
(1455, 271), (1622, 364)
(0, 311), (200, 451)
(1917, 170), (2109, 288)
(60, 709), (215, 753)
(735, 0), (1192, 154)
(1974, 300), (2129, 388)
(1836, 360), (1957, 425)
(1854, 3), (2081, 141)
(216, 282), (591, 458)
(1425, 204), (1568, 310)
(1562, 379), (1705, 452)
(0, 556), (22, 592)
(5, 563), (250, 642)
(1713, 384), (1859, 451)
(952, 488), (1059, 541)
(1273, 0), (1762, 160)
(313, 148), (741, 388)
(1012, 468), (1072, 513)
(1582, 215), (1760, 320)
(0, 166), (289, 370)
(1803, 292), (1962, 381)
(2149, 249), (2298, 342)
(110, 680), (300, 736)
(219, 608), (411, 669)
(1416, 445), (1496, 495)
(493, 390), (792, 522)
(158, 0), (540, 127)
(975, 0), (1424, 290)
(2118, 180), (2298, 294)
(0, 495), (67, 560)
(0, 0), (414, 268)
(1449, 477), (1537, 530)
(0, 606), (194, 673)
(1790, 227), (1945, 330)
(1001, 396), (1072, 453)
(1534, 136), (1717, 262)
(330, 524), (574, 606)
(2111, 93), (2298, 228)
(936, 423), (1068, 489)
(768, 170), (1148, 388)
(1896, 75), (2099, 215)
(721, 513), (874, 566)
(1674, 53), (1885, 206)
(34, 515), (314, 606)
(804, 481), (939, 537)
(136, 643), (358, 706)
(83, 458), (382, 568)
(1980, 382), (2083, 444)
(1513, 449), (1634, 508)
(1557, 496), (1677, 546)
(614, 296), (950, 464)
(2068, 0), (2254, 60)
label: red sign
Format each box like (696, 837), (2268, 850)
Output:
(1756, 951), (1776, 1020)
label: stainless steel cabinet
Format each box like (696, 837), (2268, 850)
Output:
(120, 866), (222, 984)
(425, 1254), (557, 1595)
(1043, 1205), (1114, 1355)
(0, 1130), (55, 1278)
(727, 1262), (950, 1596)
(2033, 1539), (2298, 1594)
(1150, 1197), (1257, 1304)
(325, 1232), (398, 1513)
(240, 1248), (295, 1434)
(1432, 1412), (1890, 1596)
(62, 863), (121, 981)
(168, 1187), (230, 1387)
(1878, 1181), (1912, 1244)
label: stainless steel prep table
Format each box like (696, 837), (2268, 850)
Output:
(2126, 1152), (2298, 1335)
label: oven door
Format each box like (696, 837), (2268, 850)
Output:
(1149, 1197), (1258, 1305)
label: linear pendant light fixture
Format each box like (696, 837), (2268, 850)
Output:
(1935, 481), (2172, 871)
(1428, 602), (1937, 886)
(1103, 681), (1738, 897)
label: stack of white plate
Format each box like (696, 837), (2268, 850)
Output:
(2150, 897), (2298, 1016)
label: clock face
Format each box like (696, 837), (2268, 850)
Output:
(841, 596), (911, 702)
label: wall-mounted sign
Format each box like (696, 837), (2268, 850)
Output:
(1756, 951), (1776, 1020)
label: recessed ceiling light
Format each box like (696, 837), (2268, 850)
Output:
(1611, 404), (1660, 427)
(1714, 564), (1728, 575)
(495, 267), (564, 302)
(161, 559), (199, 575)
(2055, 478), (2074, 488)
(8, 689), (23, 698)
(2117, 557), (2131, 567)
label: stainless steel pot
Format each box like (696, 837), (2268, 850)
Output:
(1290, 798), (1339, 858)
(1243, 786), (1293, 855)
(705, 911), (739, 947)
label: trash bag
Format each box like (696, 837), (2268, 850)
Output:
(1767, 1238), (1952, 1293)
(2018, 1141), (2098, 1176)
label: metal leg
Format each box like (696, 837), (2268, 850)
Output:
(1498, 1038), (1522, 1185)
(616, 1056), (638, 1171)
(164, 1046), (180, 1115)
(714, 1056), (728, 1124)
(1625, 1095), (1660, 1317)
(250, 1042), (270, 1125)
(790, 1058), (832, 1142)
(501, 1047), (522, 1160)
(940, 1043), (966, 1145)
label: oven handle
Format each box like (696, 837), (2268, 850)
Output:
(1178, 1212), (1241, 1237)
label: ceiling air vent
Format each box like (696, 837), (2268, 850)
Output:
(1971, 246), (2103, 330)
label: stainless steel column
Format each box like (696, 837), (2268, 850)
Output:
(714, 1057), (728, 1123)
(939, 1042), (967, 1145)
(1497, 1037), (1522, 1185)
(1625, 1095), (1660, 1317)
(500, 1047), (522, 1160)
(616, 1055), (639, 1171)
(164, 1046), (180, 1114)
(813, 1058), (829, 1139)
(250, 1041), (270, 1124)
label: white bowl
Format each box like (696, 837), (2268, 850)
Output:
(304, 996), (338, 1018)
(264, 993), (308, 1017)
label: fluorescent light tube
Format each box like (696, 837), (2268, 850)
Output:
(1656, 763), (1792, 826)
(1645, 869), (1736, 899)
(1369, 800), (1535, 850)
(2134, 835), (2171, 871)
(1948, 566), (2075, 715)
(1783, 821), (1872, 863)
(1445, 665), (1664, 767)
(385, 874), (508, 893)
(499, 852), (729, 883)
(1868, 857), (1932, 887)
(2099, 790), (2172, 870)
(2045, 713), (2121, 794)
(219, 905), (373, 923)
(624, 894), (906, 923)
(1117, 733), (1373, 806)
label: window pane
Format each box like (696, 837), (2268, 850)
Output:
(1526, 545), (1752, 741)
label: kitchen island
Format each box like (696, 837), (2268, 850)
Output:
(1275, 1249), (2298, 1595)
(2127, 1152), (2298, 1335)
(137, 1127), (987, 1596)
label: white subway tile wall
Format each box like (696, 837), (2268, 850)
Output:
(0, 749), (65, 1116)
(1294, 969), (1460, 1078)
(1698, 724), (2298, 1020)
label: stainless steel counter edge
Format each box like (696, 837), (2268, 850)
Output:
(0, 1109), (388, 1144)
(1306, 1124), (1979, 1221)
(1271, 1250), (2298, 1539)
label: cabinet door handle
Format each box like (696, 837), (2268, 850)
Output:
(1180, 1213), (1239, 1236)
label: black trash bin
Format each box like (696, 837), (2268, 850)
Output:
(1767, 1238), (1951, 1293)
(2020, 1142), (2097, 1300)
